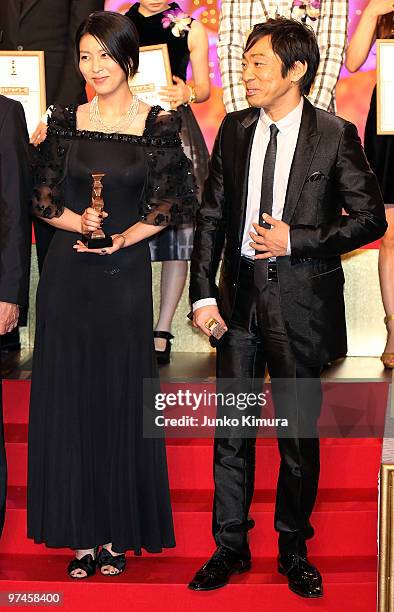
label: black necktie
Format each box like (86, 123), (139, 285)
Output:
(254, 123), (279, 288)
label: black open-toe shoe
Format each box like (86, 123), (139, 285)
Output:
(97, 548), (126, 576)
(68, 551), (97, 579)
(153, 330), (174, 365)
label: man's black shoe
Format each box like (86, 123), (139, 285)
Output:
(278, 553), (323, 598)
(188, 546), (251, 591)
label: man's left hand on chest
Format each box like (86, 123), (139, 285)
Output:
(250, 213), (290, 259)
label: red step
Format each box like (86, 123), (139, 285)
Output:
(5, 426), (382, 490)
(3, 381), (30, 424)
(0, 554), (377, 612)
(6, 441), (382, 490)
(2, 487), (377, 558)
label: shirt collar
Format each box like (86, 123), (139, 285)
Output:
(259, 97), (304, 135)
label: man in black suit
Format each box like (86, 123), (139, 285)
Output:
(188, 18), (387, 598)
(0, 95), (31, 534)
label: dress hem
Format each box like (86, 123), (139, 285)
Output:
(27, 535), (176, 556)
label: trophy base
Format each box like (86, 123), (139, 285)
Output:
(83, 234), (113, 249)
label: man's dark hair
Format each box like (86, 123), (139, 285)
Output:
(244, 17), (320, 96)
(75, 11), (139, 79)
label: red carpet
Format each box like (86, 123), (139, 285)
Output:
(0, 379), (382, 611)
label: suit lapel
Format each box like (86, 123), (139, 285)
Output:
(234, 108), (260, 242)
(20, 0), (39, 22)
(282, 98), (321, 224)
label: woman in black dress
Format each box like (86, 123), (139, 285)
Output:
(28, 11), (197, 578)
(125, 0), (210, 363)
(346, 1), (393, 367)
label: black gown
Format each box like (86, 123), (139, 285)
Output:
(364, 85), (394, 206)
(27, 105), (197, 553)
(126, 2), (209, 260)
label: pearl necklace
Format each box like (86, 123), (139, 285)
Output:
(89, 95), (140, 133)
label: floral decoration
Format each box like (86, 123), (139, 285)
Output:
(291, 0), (321, 22)
(162, 8), (192, 37)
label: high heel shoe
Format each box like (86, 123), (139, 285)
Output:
(154, 330), (174, 365)
(381, 315), (394, 369)
(97, 547), (126, 576)
(68, 548), (97, 579)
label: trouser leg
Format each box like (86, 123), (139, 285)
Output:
(213, 265), (264, 554)
(255, 282), (322, 556)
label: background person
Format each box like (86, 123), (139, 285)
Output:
(125, 0), (210, 363)
(346, 0), (394, 368)
(217, 0), (348, 113)
(0, 94), (31, 535)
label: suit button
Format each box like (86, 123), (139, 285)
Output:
(17, 45), (24, 51)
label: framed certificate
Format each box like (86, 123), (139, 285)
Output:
(377, 39), (394, 134)
(0, 51), (46, 137)
(130, 44), (173, 111)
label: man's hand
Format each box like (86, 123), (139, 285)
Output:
(193, 305), (228, 338)
(0, 302), (19, 335)
(249, 213), (290, 259)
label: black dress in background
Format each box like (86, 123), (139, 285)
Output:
(364, 86), (394, 206)
(27, 105), (197, 553)
(126, 1), (209, 260)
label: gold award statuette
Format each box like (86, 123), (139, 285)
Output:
(83, 172), (113, 249)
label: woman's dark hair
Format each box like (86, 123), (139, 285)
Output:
(244, 17), (320, 96)
(377, 12), (394, 39)
(75, 11), (139, 79)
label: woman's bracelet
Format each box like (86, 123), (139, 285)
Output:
(185, 85), (197, 105)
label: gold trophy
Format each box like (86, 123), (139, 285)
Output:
(83, 173), (113, 249)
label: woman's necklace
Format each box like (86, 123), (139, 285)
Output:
(89, 95), (140, 133)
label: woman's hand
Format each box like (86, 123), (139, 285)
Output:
(30, 121), (48, 146)
(365, 0), (394, 17)
(81, 207), (108, 235)
(160, 76), (192, 108)
(73, 233), (126, 255)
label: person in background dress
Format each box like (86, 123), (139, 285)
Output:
(346, 0), (394, 368)
(125, 0), (211, 364)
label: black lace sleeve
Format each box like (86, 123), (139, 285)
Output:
(140, 109), (199, 226)
(31, 105), (74, 219)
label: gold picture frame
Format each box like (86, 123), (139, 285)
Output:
(130, 44), (173, 111)
(376, 40), (394, 135)
(379, 464), (394, 611)
(0, 50), (46, 137)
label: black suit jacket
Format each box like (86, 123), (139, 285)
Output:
(190, 98), (387, 366)
(0, 0), (104, 106)
(0, 95), (31, 307)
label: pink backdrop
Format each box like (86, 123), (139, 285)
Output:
(105, 0), (376, 149)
